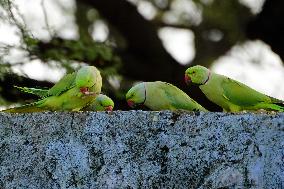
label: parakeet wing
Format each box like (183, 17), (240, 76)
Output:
(162, 83), (186, 104)
(15, 86), (49, 98)
(158, 82), (207, 111)
(48, 72), (76, 96)
(222, 77), (270, 106)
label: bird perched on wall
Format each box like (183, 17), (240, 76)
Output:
(184, 65), (284, 112)
(83, 94), (114, 111)
(3, 66), (102, 113)
(126, 81), (208, 111)
(11, 86), (114, 111)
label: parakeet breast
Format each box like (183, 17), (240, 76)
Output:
(199, 74), (231, 111)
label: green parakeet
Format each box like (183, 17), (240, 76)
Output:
(125, 81), (208, 111)
(83, 94), (114, 111)
(10, 87), (113, 111)
(9, 86), (114, 111)
(3, 66), (102, 113)
(184, 65), (284, 112)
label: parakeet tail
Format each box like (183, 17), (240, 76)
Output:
(266, 96), (284, 112)
(14, 86), (48, 98)
(2, 103), (43, 113)
(266, 103), (284, 112)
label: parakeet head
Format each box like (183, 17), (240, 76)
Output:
(75, 66), (100, 93)
(185, 65), (210, 85)
(75, 66), (99, 87)
(94, 94), (114, 111)
(125, 82), (146, 108)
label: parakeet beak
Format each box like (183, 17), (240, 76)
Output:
(105, 106), (113, 111)
(80, 87), (89, 94)
(184, 74), (191, 85)
(80, 87), (97, 96)
(127, 100), (135, 108)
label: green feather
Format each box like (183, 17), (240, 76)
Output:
(15, 86), (49, 98)
(48, 72), (76, 96)
(185, 65), (284, 112)
(83, 94), (114, 111)
(2, 66), (102, 113)
(2, 102), (43, 113)
(126, 81), (208, 111)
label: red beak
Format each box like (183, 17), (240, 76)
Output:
(127, 100), (135, 108)
(80, 87), (89, 94)
(105, 106), (113, 111)
(184, 74), (191, 85)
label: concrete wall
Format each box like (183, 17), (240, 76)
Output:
(0, 111), (283, 189)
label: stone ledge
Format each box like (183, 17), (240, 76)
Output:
(0, 111), (283, 188)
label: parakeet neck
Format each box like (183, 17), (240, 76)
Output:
(141, 83), (147, 105)
(203, 71), (211, 85)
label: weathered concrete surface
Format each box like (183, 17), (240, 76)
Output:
(0, 111), (283, 189)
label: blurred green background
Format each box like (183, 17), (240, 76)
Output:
(0, 0), (283, 111)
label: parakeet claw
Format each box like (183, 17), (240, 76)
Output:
(80, 87), (99, 96)
(84, 91), (98, 96)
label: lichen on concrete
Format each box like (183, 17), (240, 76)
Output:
(0, 111), (283, 188)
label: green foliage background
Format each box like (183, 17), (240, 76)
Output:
(0, 0), (282, 110)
